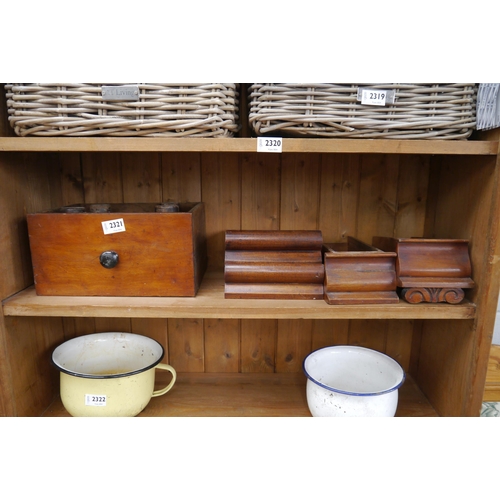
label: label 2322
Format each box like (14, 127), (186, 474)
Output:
(85, 394), (107, 406)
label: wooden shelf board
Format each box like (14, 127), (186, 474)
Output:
(41, 372), (439, 417)
(2, 272), (476, 320)
(0, 137), (497, 155)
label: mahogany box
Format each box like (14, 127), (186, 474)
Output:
(26, 202), (207, 296)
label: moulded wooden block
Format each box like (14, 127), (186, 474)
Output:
(27, 202), (207, 297)
(323, 237), (398, 305)
(224, 230), (324, 299)
(372, 237), (474, 304)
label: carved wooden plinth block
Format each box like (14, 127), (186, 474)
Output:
(323, 237), (399, 305)
(224, 230), (324, 299)
(373, 237), (474, 305)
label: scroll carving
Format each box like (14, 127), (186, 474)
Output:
(401, 287), (465, 304)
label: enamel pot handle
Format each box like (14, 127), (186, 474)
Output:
(152, 363), (177, 397)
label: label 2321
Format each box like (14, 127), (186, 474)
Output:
(102, 218), (126, 235)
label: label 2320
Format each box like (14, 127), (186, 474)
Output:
(257, 137), (283, 153)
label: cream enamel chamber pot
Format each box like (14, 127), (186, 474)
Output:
(303, 345), (405, 417)
(52, 332), (176, 417)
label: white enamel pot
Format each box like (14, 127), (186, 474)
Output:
(303, 345), (405, 417)
(52, 332), (176, 417)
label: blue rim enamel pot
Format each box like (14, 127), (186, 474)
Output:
(303, 345), (405, 417)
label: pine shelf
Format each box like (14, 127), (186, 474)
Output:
(41, 372), (438, 417)
(2, 271), (476, 320)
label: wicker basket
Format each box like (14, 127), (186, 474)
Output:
(5, 83), (239, 137)
(248, 83), (477, 139)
